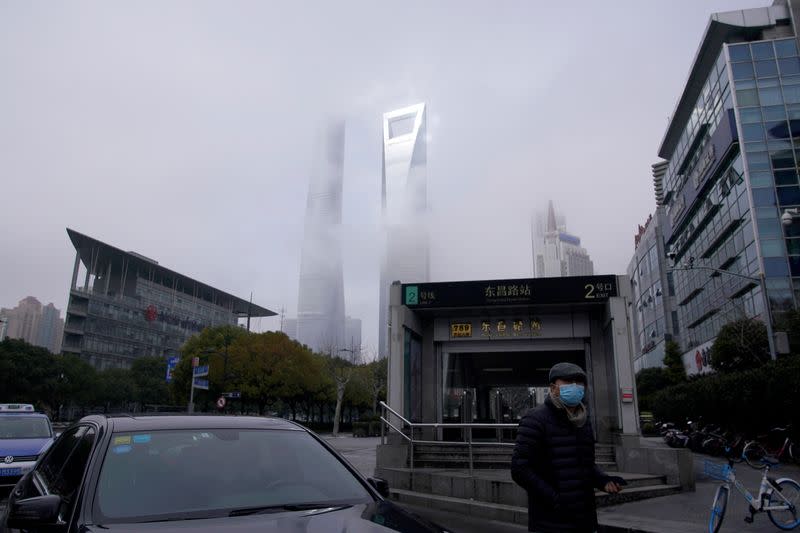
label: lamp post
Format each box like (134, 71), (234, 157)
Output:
(669, 258), (777, 361)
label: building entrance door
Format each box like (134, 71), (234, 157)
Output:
(441, 350), (586, 441)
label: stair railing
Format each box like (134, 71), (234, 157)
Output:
(379, 401), (518, 475)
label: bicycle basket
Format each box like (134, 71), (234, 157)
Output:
(704, 460), (731, 481)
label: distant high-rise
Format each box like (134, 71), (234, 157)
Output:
(296, 121), (347, 353)
(532, 201), (594, 278)
(379, 103), (429, 357)
(37, 303), (63, 354)
(281, 318), (298, 341)
(345, 316), (362, 352)
(0, 296), (64, 353)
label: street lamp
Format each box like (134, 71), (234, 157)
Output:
(668, 257), (777, 361)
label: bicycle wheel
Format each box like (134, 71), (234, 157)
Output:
(768, 478), (800, 530)
(744, 442), (767, 469)
(709, 485), (728, 533)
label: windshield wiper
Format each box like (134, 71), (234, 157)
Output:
(229, 503), (352, 517)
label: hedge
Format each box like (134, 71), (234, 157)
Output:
(650, 355), (799, 438)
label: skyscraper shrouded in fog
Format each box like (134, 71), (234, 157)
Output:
(296, 121), (347, 353)
(532, 201), (594, 278)
(379, 103), (429, 358)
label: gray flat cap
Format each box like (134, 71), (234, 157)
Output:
(549, 362), (587, 384)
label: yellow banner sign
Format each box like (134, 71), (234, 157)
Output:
(451, 323), (473, 338)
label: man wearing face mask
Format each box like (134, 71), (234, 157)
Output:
(511, 362), (625, 533)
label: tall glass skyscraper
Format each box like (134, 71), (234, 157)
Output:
(532, 201), (594, 278)
(657, 0), (800, 364)
(379, 103), (429, 357)
(296, 121), (347, 353)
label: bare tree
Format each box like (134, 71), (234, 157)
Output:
(361, 345), (387, 415)
(320, 338), (361, 437)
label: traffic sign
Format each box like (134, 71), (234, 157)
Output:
(216, 397), (226, 409)
(222, 391), (241, 399)
(165, 356), (179, 383)
(192, 357), (199, 368)
(193, 365), (209, 378)
(193, 378), (209, 390)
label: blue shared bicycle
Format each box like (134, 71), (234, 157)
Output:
(707, 450), (800, 532)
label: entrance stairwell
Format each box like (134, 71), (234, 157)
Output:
(377, 403), (688, 527)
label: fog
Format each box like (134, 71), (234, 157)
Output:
(0, 0), (764, 350)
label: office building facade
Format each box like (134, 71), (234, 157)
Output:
(656, 1), (800, 370)
(62, 229), (275, 369)
(295, 121), (347, 353)
(532, 201), (594, 278)
(379, 103), (430, 357)
(627, 199), (681, 372)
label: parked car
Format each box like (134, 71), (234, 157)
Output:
(1, 414), (450, 532)
(0, 404), (55, 489)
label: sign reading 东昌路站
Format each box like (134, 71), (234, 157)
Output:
(403, 276), (618, 309)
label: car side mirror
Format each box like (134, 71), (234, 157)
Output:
(368, 477), (390, 498)
(7, 494), (62, 528)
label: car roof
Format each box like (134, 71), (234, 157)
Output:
(80, 414), (306, 433)
(0, 412), (50, 418)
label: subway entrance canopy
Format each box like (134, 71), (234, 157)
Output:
(386, 275), (638, 444)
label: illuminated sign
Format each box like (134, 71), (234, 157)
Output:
(450, 323), (472, 338)
(476, 318), (543, 339)
(402, 276), (618, 308)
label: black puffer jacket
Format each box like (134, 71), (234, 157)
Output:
(511, 396), (611, 533)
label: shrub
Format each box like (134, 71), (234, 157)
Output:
(650, 355), (799, 437)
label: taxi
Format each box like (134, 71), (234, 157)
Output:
(0, 404), (55, 488)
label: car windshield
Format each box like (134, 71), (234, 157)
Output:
(0, 416), (51, 439)
(94, 428), (373, 523)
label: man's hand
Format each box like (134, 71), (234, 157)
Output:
(603, 481), (622, 494)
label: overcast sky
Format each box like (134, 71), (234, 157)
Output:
(0, 0), (765, 352)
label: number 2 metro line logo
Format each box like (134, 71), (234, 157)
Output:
(405, 286), (418, 305)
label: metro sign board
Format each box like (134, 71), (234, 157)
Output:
(403, 275), (618, 309)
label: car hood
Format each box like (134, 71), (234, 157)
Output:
(0, 437), (52, 457)
(85, 501), (448, 533)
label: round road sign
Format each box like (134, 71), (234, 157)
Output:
(216, 397), (226, 409)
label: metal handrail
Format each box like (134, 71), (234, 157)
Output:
(379, 401), (519, 476)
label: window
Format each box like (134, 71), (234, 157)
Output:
(778, 186), (800, 206)
(780, 57), (800, 76)
(37, 427), (83, 490)
(759, 87), (783, 106)
(756, 60), (778, 78)
(763, 105), (787, 121)
(737, 88), (759, 107)
(740, 108), (762, 123)
(752, 42), (775, 61)
(770, 149), (795, 169)
(94, 429), (372, 523)
(761, 239), (785, 257)
(764, 257), (790, 277)
(750, 171), (774, 187)
(52, 427), (96, 501)
(775, 39), (799, 58)
(742, 123), (765, 142)
(732, 62), (755, 80)
(729, 43), (752, 62)
(752, 187), (776, 207)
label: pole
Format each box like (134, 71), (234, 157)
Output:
(246, 292), (252, 332)
(759, 272), (778, 361)
(188, 380), (195, 413)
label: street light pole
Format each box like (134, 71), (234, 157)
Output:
(670, 263), (777, 361)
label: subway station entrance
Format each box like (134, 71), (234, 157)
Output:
(386, 275), (639, 444)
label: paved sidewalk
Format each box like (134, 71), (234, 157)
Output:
(327, 435), (800, 533)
